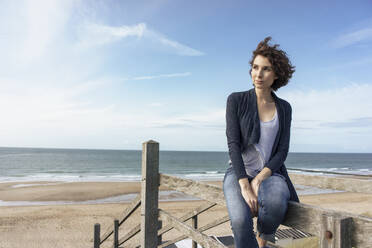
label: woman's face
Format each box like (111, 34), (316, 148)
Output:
(251, 55), (278, 90)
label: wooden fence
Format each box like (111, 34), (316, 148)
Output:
(92, 140), (372, 248)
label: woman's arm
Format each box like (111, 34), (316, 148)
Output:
(251, 167), (272, 196)
(226, 93), (248, 180)
(226, 93), (259, 215)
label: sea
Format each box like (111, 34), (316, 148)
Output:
(0, 147), (371, 183)
(0, 147), (371, 206)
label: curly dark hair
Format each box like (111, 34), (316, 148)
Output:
(249, 36), (295, 91)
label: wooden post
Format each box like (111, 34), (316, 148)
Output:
(320, 214), (352, 248)
(94, 223), (100, 248)
(192, 215), (198, 248)
(140, 140), (160, 248)
(158, 220), (163, 245)
(114, 219), (119, 248)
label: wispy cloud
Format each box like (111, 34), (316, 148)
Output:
(330, 27), (372, 48)
(77, 22), (146, 47)
(281, 83), (372, 151)
(77, 22), (204, 56)
(319, 57), (372, 72)
(130, 72), (191, 81)
(320, 117), (372, 128)
(145, 29), (204, 56)
(148, 109), (225, 129)
(282, 83), (372, 130)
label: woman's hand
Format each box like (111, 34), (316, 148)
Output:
(241, 187), (258, 217)
(250, 177), (262, 197)
(239, 178), (258, 216)
(251, 167), (272, 196)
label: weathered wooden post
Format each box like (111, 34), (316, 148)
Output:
(94, 223), (101, 248)
(114, 219), (119, 248)
(320, 214), (352, 248)
(158, 220), (163, 245)
(140, 140), (160, 248)
(192, 215), (198, 248)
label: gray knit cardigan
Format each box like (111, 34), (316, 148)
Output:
(226, 88), (299, 202)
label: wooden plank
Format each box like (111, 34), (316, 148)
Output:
(160, 173), (226, 206)
(320, 214), (352, 248)
(349, 215), (372, 248)
(158, 220), (163, 245)
(283, 202), (323, 236)
(114, 219), (119, 248)
(117, 223), (141, 247)
(289, 173), (372, 194)
(192, 216), (198, 248)
(99, 193), (141, 243)
(158, 201), (216, 236)
(140, 140), (159, 248)
(161, 173), (372, 247)
(158, 214), (229, 248)
(94, 223), (100, 248)
(285, 202), (372, 247)
(338, 217), (352, 248)
(159, 209), (226, 248)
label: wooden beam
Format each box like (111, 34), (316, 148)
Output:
(320, 214), (352, 248)
(160, 173), (372, 247)
(158, 214), (229, 248)
(160, 173), (226, 206)
(192, 216), (198, 248)
(140, 140), (160, 248)
(99, 193), (141, 243)
(94, 223), (100, 248)
(113, 219), (119, 248)
(285, 202), (372, 247)
(158, 201), (216, 236)
(289, 173), (372, 194)
(117, 224), (141, 247)
(159, 209), (226, 248)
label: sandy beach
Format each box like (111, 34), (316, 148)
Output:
(0, 180), (372, 248)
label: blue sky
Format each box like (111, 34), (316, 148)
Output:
(1, 0), (372, 152)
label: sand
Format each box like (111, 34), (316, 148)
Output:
(0, 180), (371, 248)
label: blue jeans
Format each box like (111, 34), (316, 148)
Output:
(223, 166), (290, 248)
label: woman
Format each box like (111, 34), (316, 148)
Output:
(223, 37), (299, 248)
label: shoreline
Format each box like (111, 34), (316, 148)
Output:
(0, 179), (371, 218)
(0, 179), (347, 205)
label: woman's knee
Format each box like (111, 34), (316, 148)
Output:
(258, 175), (290, 214)
(259, 175), (290, 199)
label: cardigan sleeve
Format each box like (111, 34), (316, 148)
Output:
(265, 102), (292, 173)
(226, 93), (249, 180)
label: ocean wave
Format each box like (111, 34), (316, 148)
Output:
(1, 166), (371, 184)
(287, 167), (372, 176)
(0, 174), (142, 183)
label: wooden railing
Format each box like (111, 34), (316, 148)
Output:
(92, 140), (372, 248)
